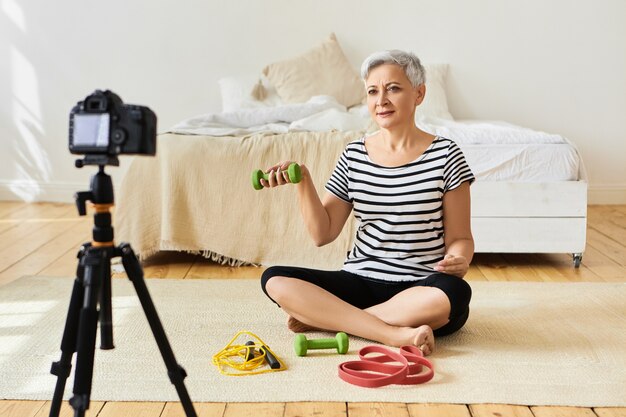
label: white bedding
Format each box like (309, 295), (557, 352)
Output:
(417, 117), (565, 145)
(169, 102), (582, 182)
(169, 95), (365, 135)
(461, 143), (581, 182)
(418, 118), (582, 182)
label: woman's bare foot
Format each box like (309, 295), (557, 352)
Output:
(391, 324), (435, 355)
(287, 316), (323, 333)
(412, 325), (435, 356)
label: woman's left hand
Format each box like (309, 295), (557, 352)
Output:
(434, 254), (469, 278)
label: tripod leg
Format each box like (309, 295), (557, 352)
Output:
(120, 243), (197, 417)
(69, 248), (106, 417)
(49, 249), (87, 417)
(99, 255), (114, 350)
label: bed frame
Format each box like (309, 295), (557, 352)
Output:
(471, 181), (587, 267)
(115, 133), (587, 269)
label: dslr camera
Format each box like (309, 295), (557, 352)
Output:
(69, 90), (156, 165)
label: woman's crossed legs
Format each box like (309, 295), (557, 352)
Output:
(261, 267), (472, 356)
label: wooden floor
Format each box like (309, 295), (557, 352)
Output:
(0, 201), (625, 417)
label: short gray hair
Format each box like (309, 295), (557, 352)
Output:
(360, 50), (426, 87)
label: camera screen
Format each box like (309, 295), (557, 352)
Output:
(72, 113), (110, 147)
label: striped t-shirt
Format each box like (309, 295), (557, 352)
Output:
(325, 136), (475, 281)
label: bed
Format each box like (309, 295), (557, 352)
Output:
(114, 34), (587, 268)
(425, 119), (587, 267)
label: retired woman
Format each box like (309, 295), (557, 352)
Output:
(259, 50), (474, 355)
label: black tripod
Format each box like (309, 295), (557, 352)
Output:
(49, 158), (197, 417)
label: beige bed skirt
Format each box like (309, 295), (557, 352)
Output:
(115, 131), (363, 268)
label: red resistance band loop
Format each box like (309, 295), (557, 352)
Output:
(338, 345), (434, 388)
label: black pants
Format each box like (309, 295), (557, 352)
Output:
(261, 266), (472, 337)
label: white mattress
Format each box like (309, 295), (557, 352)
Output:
(417, 117), (583, 182)
(460, 143), (581, 182)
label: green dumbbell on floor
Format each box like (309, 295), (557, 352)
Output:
(251, 163), (302, 190)
(294, 332), (349, 356)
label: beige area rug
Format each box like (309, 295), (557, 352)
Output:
(0, 276), (624, 406)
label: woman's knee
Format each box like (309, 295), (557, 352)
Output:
(261, 267), (295, 304)
(434, 306), (469, 337)
(439, 276), (472, 335)
(261, 267), (285, 302)
(434, 273), (472, 316)
(461, 276), (472, 298)
(266, 276), (289, 296)
(422, 273), (472, 335)
(452, 277), (472, 310)
(260, 266), (277, 291)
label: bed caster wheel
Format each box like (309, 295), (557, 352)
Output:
(572, 253), (582, 268)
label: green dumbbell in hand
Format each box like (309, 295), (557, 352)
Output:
(294, 332), (349, 356)
(252, 163), (302, 190)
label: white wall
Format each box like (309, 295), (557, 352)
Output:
(1, 0), (624, 203)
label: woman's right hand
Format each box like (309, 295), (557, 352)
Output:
(260, 161), (309, 188)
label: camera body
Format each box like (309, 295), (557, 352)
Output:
(69, 90), (156, 157)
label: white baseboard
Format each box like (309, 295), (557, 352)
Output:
(0, 180), (82, 203)
(588, 184), (626, 205)
(1, 179), (625, 205)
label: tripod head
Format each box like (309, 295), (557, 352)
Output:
(75, 164), (115, 246)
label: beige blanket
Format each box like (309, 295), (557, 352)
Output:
(115, 132), (364, 267)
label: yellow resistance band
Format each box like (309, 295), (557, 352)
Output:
(212, 330), (286, 376)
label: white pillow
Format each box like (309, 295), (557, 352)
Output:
(417, 64), (453, 120)
(218, 75), (283, 112)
